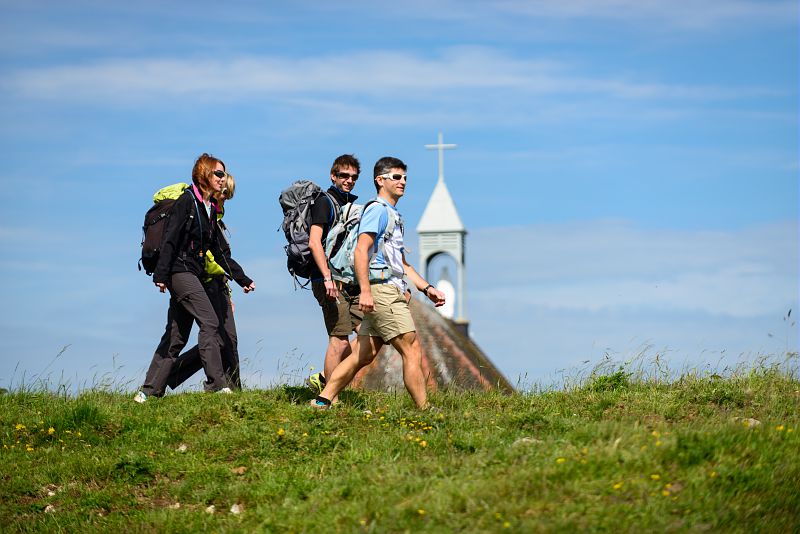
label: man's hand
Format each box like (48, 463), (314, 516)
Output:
(243, 282), (256, 293)
(155, 282), (167, 293)
(425, 286), (446, 308)
(359, 290), (375, 313)
(324, 279), (339, 300)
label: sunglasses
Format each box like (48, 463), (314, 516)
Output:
(379, 173), (407, 181)
(335, 172), (359, 181)
(212, 170), (227, 179)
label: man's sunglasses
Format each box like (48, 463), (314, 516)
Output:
(335, 172), (359, 181)
(379, 173), (407, 181)
(213, 170), (227, 179)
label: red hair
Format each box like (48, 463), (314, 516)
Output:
(191, 153), (226, 197)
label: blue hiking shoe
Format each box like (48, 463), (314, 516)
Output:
(309, 396), (332, 410)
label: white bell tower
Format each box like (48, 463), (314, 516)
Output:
(417, 132), (469, 334)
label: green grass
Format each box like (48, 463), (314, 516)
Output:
(1, 362), (799, 533)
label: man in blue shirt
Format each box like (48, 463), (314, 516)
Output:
(311, 156), (445, 410)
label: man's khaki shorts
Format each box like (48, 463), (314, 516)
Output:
(312, 281), (363, 337)
(359, 283), (415, 342)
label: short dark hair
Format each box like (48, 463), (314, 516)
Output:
(330, 154), (360, 176)
(373, 156), (407, 192)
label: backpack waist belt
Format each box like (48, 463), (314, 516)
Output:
(336, 281), (360, 293)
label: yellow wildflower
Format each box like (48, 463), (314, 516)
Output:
(613, 482), (623, 490)
(360, 519), (366, 526)
(776, 425), (785, 432)
(655, 441), (663, 446)
(277, 428), (285, 437)
(417, 509), (425, 516)
(556, 457), (566, 464)
(503, 522), (511, 529)
(420, 441), (428, 448)
(26, 445), (34, 452)
(15, 424), (25, 430)
(48, 427), (55, 435)
(709, 471), (717, 478)
(650, 474), (661, 481)
(662, 490), (670, 496)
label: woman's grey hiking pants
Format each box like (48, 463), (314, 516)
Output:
(142, 272), (227, 396)
(165, 277), (240, 391)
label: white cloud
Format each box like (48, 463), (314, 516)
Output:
(457, 219), (798, 382)
(467, 220), (797, 318)
(494, 0), (798, 29)
(5, 47), (778, 104)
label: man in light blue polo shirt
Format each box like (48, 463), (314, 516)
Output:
(311, 156), (446, 410)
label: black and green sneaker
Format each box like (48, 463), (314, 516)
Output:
(305, 372), (326, 394)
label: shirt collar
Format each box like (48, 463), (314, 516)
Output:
(328, 186), (358, 204)
(191, 184), (220, 214)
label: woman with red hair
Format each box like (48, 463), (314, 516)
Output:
(135, 154), (255, 402)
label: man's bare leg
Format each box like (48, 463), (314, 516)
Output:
(388, 331), (427, 409)
(322, 324), (361, 402)
(323, 335), (349, 402)
(316, 335), (382, 404)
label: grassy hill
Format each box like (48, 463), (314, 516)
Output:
(2, 362), (799, 533)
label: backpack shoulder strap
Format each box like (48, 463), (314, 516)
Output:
(358, 199), (380, 236)
(322, 191), (339, 226)
(360, 200), (397, 254)
(366, 200), (397, 240)
(383, 206), (398, 238)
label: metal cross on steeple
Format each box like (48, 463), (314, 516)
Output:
(425, 132), (457, 183)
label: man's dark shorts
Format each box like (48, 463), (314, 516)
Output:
(312, 281), (363, 337)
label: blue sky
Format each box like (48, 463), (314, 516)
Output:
(1, 1), (797, 391)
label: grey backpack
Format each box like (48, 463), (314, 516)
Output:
(279, 180), (335, 285)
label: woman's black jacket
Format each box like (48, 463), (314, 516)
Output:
(152, 189), (252, 288)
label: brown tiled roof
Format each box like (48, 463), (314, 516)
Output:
(352, 298), (514, 393)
